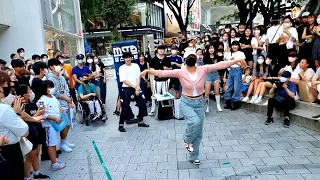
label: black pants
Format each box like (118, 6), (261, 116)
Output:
(267, 97), (295, 117)
(0, 142), (24, 179)
(268, 44), (278, 63)
(119, 87), (147, 125)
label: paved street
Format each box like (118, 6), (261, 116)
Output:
(41, 70), (320, 180)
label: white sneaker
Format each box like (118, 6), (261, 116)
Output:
(205, 101), (209, 113)
(249, 97), (257, 103)
(242, 97), (249, 102)
(51, 161), (66, 171)
(217, 105), (222, 112)
(184, 140), (194, 153)
(60, 144), (72, 153)
(254, 98), (262, 104)
(262, 100), (268, 106)
(65, 141), (75, 148)
(148, 111), (155, 116)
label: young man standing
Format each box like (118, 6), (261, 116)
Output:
(17, 48), (25, 60)
(48, 58), (75, 153)
(11, 59), (30, 87)
(118, 52), (149, 132)
(168, 45), (183, 98)
(72, 54), (92, 90)
(31, 62), (48, 102)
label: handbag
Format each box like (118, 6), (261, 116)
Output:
(50, 113), (68, 132)
(19, 137), (33, 156)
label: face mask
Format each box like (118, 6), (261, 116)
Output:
(94, 58), (99, 63)
(29, 92), (35, 102)
(197, 40), (201, 43)
(186, 57), (196, 66)
(254, 30), (260, 35)
(205, 38), (209, 41)
(60, 60), (64, 64)
(225, 28), (230, 33)
(42, 58), (48, 62)
(171, 50), (177, 55)
(265, 58), (272, 65)
(20, 53), (25, 57)
(283, 23), (291, 28)
(279, 77), (288, 82)
(83, 80), (89, 84)
(219, 39), (223, 42)
(317, 19), (320, 24)
(54, 66), (62, 73)
(223, 37), (228, 41)
(49, 88), (55, 95)
(78, 60), (83, 64)
(257, 58), (264, 64)
(189, 43), (193, 47)
(288, 57), (296, 62)
(87, 59), (93, 63)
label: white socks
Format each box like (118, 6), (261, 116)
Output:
(216, 95), (221, 107)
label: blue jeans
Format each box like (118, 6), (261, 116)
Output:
(180, 96), (204, 161)
(224, 67), (242, 102)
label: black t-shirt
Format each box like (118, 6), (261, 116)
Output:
(150, 56), (171, 81)
(178, 43), (188, 53)
(24, 102), (42, 138)
(203, 55), (217, 65)
(98, 62), (105, 76)
(31, 77), (43, 102)
(297, 25), (306, 43)
(16, 74), (30, 87)
(239, 37), (253, 59)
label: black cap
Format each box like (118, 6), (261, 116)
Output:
(76, 54), (84, 59)
(157, 45), (167, 50)
(171, 45), (178, 50)
(122, 52), (133, 58)
(231, 41), (240, 46)
(281, 71), (291, 78)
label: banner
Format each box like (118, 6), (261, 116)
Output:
(112, 40), (139, 93)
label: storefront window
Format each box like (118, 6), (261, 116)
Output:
(51, 0), (77, 34)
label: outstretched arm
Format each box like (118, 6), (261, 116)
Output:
(140, 69), (181, 79)
(204, 59), (246, 73)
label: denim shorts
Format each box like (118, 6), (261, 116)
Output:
(240, 84), (249, 92)
(205, 71), (220, 82)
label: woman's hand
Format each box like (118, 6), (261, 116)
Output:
(13, 97), (23, 114)
(272, 83), (277, 89)
(252, 76), (257, 81)
(0, 134), (9, 146)
(33, 116), (44, 123)
(238, 59), (247, 68)
(35, 108), (45, 116)
(140, 69), (149, 78)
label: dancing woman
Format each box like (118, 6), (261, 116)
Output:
(140, 52), (246, 165)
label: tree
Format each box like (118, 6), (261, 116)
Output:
(80, 0), (135, 29)
(142, 0), (196, 36)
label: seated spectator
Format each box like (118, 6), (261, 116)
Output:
(78, 73), (103, 120)
(265, 71), (296, 127)
(0, 99), (28, 179)
(16, 84), (49, 180)
(291, 59), (315, 84)
(37, 80), (66, 171)
(240, 66), (252, 97)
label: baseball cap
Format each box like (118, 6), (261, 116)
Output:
(302, 12), (310, 17)
(76, 54), (84, 59)
(281, 71), (291, 78)
(171, 45), (178, 50)
(122, 52), (133, 58)
(288, 50), (298, 57)
(157, 45), (167, 50)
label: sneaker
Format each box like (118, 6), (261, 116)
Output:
(65, 141), (75, 148)
(262, 100), (268, 106)
(184, 140), (194, 153)
(312, 114), (320, 119)
(205, 103), (209, 113)
(189, 159), (201, 165)
(242, 96), (249, 102)
(148, 111), (155, 116)
(92, 114), (100, 121)
(113, 110), (120, 116)
(51, 161), (66, 171)
(249, 97), (257, 103)
(283, 118), (290, 128)
(265, 117), (274, 125)
(33, 173), (50, 179)
(138, 122), (149, 127)
(60, 144), (72, 153)
(254, 98), (262, 104)
(217, 104), (222, 112)
(118, 126), (126, 132)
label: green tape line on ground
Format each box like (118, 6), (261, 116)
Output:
(92, 140), (113, 180)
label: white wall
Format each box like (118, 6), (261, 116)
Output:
(0, 0), (46, 61)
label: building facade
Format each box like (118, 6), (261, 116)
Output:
(0, 0), (84, 63)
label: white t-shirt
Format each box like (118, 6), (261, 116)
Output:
(266, 25), (298, 44)
(292, 67), (315, 82)
(224, 51), (246, 68)
(251, 35), (266, 55)
(119, 63), (141, 87)
(37, 95), (61, 128)
(230, 37), (240, 44)
(0, 104), (28, 144)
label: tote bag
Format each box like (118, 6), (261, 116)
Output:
(50, 113), (68, 132)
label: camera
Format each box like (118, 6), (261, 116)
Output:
(275, 81), (284, 89)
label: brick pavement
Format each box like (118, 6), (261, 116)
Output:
(41, 70), (320, 180)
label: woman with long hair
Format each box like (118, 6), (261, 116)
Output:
(86, 55), (101, 99)
(140, 52), (246, 165)
(312, 14), (320, 70)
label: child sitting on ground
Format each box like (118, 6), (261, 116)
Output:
(240, 66), (252, 97)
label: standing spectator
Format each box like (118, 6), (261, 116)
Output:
(265, 71), (296, 127)
(230, 28), (240, 44)
(224, 41), (247, 110)
(312, 14), (320, 70)
(139, 55), (151, 101)
(10, 53), (19, 60)
(17, 48), (25, 59)
(48, 59), (75, 153)
(168, 45), (183, 98)
(300, 13), (315, 60)
(252, 26), (267, 65)
(238, 23), (247, 38)
(297, 12), (310, 54)
(149, 45), (172, 116)
(41, 54), (48, 62)
(195, 37), (204, 50)
(0, 59), (7, 71)
(179, 36), (188, 55)
(94, 56), (106, 104)
(72, 54), (92, 90)
(86, 55), (101, 99)
(266, 18), (282, 64)
(240, 28), (254, 68)
(11, 59), (30, 86)
(32, 54), (41, 63)
(31, 62), (48, 102)
(222, 33), (230, 52)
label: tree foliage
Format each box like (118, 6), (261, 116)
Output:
(141, 0), (196, 35)
(80, 0), (135, 29)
